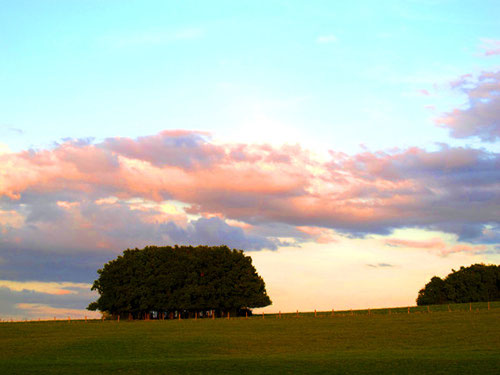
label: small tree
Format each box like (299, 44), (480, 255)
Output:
(416, 276), (448, 305)
(88, 245), (271, 318)
(416, 264), (500, 305)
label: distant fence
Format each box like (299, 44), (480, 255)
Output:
(269, 300), (498, 319)
(1, 301), (498, 323)
(0, 315), (101, 323)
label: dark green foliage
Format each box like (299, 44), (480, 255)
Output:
(88, 245), (271, 317)
(417, 263), (500, 305)
(416, 276), (448, 305)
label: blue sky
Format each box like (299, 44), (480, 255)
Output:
(2, 0), (499, 152)
(0, 0), (499, 319)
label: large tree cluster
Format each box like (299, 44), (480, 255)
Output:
(416, 264), (500, 305)
(88, 245), (271, 318)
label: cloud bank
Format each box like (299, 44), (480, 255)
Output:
(0, 130), (498, 257)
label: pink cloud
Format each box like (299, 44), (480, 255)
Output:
(103, 130), (224, 169)
(479, 39), (500, 56)
(296, 226), (338, 244)
(384, 238), (487, 256)
(0, 131), (498, 250)
(485, 49), (500, 56)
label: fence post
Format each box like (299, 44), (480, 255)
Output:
(279, 311), (281, 319)
(350, 309), (353, 316)
(117, 315), (120, 322)
(470, 302), (472, 312)
(407, 307), (410, 314)
(314, 309), (317, 318)
(262, 312), (265, 319)
(227, 312), (230, 320)
(332, 309), (334, 317)
(368, 309), (371, 316)
(448, 304), (451, 312)
(296, 310), (299, 318)
(488, 301), (490, 310)
(246, 311), (248, 319)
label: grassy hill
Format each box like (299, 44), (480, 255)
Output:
(1, 302), (500, 374)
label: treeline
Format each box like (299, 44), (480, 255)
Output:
(417, 264), (500, 305)
(88, 245), (271, 319)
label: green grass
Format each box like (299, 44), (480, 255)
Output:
(1, 303), (500, 374)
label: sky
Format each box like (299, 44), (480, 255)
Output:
(0, 0), (499, 319)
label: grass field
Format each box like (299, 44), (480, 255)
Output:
(1, 302), (500, 374)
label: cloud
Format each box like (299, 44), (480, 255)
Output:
(317, 34), (337, 44)
(0, 131), (498, 268)
(366, 263), (394, 268)
(436, 70), (500, 142)
(0, 247), (114, 283)
(0, 284), (100, 320)
(0, 196), (278, 285)
(103, 130), (224, 168)
(0, 194), (276, 254)
(296, 226), (338, 244)
(0, 280), (90, 295)
(162, 217), (278, 251)
(479, 38), (500, 56)
(384, 237), (489, 256)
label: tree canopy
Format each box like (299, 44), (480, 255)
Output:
(416, 264), (500, 306)
(88, 245), (271, 318)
